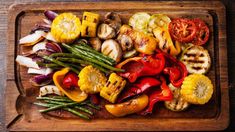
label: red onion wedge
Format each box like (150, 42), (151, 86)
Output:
(19, 31), (46, 46)
(28, 68), (53, 75)
(32, 41), (62, 55)
(16, 55), (40, 69)
(45, 32), (57, 42)
(46, 42), (62, 53)
(44, 10), (58, 21)
(30, 72), (54, 86)
(39, 85), (63, 97)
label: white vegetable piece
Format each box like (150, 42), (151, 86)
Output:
(28, 68), (53, 75)
(45, 32), (57, 42)
(32, 41), (47, 53)
(16, 55), (40, 69)
(39, 85), (63, 97)
(101, 39), (122, 63)
(19, 30), (46, 46)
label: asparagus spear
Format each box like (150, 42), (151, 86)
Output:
(39, 102), (78, 113)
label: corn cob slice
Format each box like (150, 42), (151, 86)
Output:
(81, 12), (100, 37)
(51, 13), (81, 43)
(165, 84), (190, 111)
(180, 74), (213, 105)
(100, 73), (126, 103)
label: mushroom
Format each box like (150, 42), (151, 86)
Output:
(89, 37), (102, 51)
(117, 34), (133, 51)
(97, 24), (116, 40)
(104, 12), (122, 32)
(101, 39), (122, 63)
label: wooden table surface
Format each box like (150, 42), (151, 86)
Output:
(0, 0), (234, 131)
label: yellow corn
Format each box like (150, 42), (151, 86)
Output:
(81, 12), (100, 37)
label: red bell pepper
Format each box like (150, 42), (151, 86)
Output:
(140, 76), (173, 115)
(157, 49), (188, 87)
(62, 71), (79, 89)
(118, 77), (161, 103)
(116, 53), (165, 83)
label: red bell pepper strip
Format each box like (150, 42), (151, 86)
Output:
(157, 49), (188, 87)
(140, 76), (173, 115)
(62, 71), (79, 89)
(118, 77), (161, 103)
(116, 53), (165, 82)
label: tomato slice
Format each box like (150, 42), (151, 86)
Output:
(192, 18), (209, 45)
(168, 18), (197, 43)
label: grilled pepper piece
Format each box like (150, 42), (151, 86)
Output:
(118, 77), (161, 103)
(51, 13), (81, 43)
(100, 73), (126, 103)
(116, 52), (165, 83)
(53, 68), (88, 102)
(105, 94), (149, 117)
(140, 76), (173, 115)
(81, 12), (100, 37)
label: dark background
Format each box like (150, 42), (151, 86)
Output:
(0, 0), (234, 131)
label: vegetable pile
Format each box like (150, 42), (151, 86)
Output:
(16, 11), (214, 119)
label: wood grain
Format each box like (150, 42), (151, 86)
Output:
(5, 1), (229, 131)
(1, 0), (235, 131)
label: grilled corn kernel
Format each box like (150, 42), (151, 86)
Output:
(81, 12), (100, 37)
(100, 73), (126, 103)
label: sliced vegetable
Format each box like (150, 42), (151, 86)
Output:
(101, 39), (122, 63)
(51, 13), (81, 43)
(123, 49), (138, 59)
(19, 30), (46, 46)
(168, 18), (197, 43)
(148, 14), (171, 32)
(97, 24), (116, 39)
(16, 55), (40, 69)
(62, 72), (79, 89)
(53, 68), (88, 102)
(129, 12), (150, 34)
(180, 74), (213, 105)
(192, 18), (209, 45)
(117, 34), (133, 52)
(81, 12), (100, 37)
(45, 32), (57, 42)
(164, 83), (190, 111)
(119, 25), (157, 54)
(180, 45), (211, 74)
(28, 67), (52, 75)
(30, 72), (54, 86)
(78, 65), (107, 94)
(100, 73), (126, 103)
(44, 10), (58, 21)
(39, 85), (63, 97)
(104, 12), (122, 32)
(89, 37), (102, 51)
(105, 94), (149, 117)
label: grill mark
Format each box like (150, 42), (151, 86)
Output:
(184, 53), (197, 57)
(185, 60), (205, 63)
(192, 66), (204, 70)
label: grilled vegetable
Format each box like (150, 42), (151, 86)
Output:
(129, 12), (150, 34)
(78, 65), (107, 94)
(153, 26), (181, 56)
(81, 12), (100, 37)
(53, 68), (88, 102)
(19, 30), (46, 46)
(62, 72), (79, 89)
(39, 85), (63, 97)
(100, 73), (126, 103)
(104, 12), (122, 32)
(123, 49), (138, 58)
(89, 37), (102, 51)
(117, 34), (133, 52)
(180, 74), (213, 105)
(148, 14), (171, 32)
(192, 18), (210, 45)
(97, 24), (116, 39)
(105, 94), (149, 117)
(164, 84), (190, 111)
(101, 39), (122, 63)
(51, 13), (81, 43)
(119, 25), (157, 54)
(16, 55), (40, 69)
(180, 45), (211, 74)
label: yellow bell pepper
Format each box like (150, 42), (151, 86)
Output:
(81, 12), (100, 37)
(53, 68), (88, 102)
(105, 94), (149, 117)
(153, 27), (181, 56)
(100, 73), (126, 103)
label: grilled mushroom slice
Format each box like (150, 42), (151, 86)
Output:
(117, 34), (133, 51)
(89, 37), (102, 51)
(180, 45), (211, 74)
(97, 23), (116, 40)
(104, 12), (122, 32)
(101, 39), (122, 62)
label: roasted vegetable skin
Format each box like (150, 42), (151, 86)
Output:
(78, 65), (107, 94)
(105, 94), (149, 117)
(180, 74), (213, 105)
(51, 13), (81, 43)
(100, 73), (126, 103)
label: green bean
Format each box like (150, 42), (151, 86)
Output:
(43, 56), (80, 74)
(87, 103), (101, 110)
(74, 45), (115, 63)
(50, 53), (78, 58)
(72, 45), (114, 65)
(63, 107), (90, 120)
(57, 58), (109, 74)
(36, 97), (73, 103)
(62, 43), (124, 72)
(34, 102), (54, 107)
(39, 102), (77, 113)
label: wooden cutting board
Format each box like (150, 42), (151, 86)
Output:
(6, 1), (229, 131)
